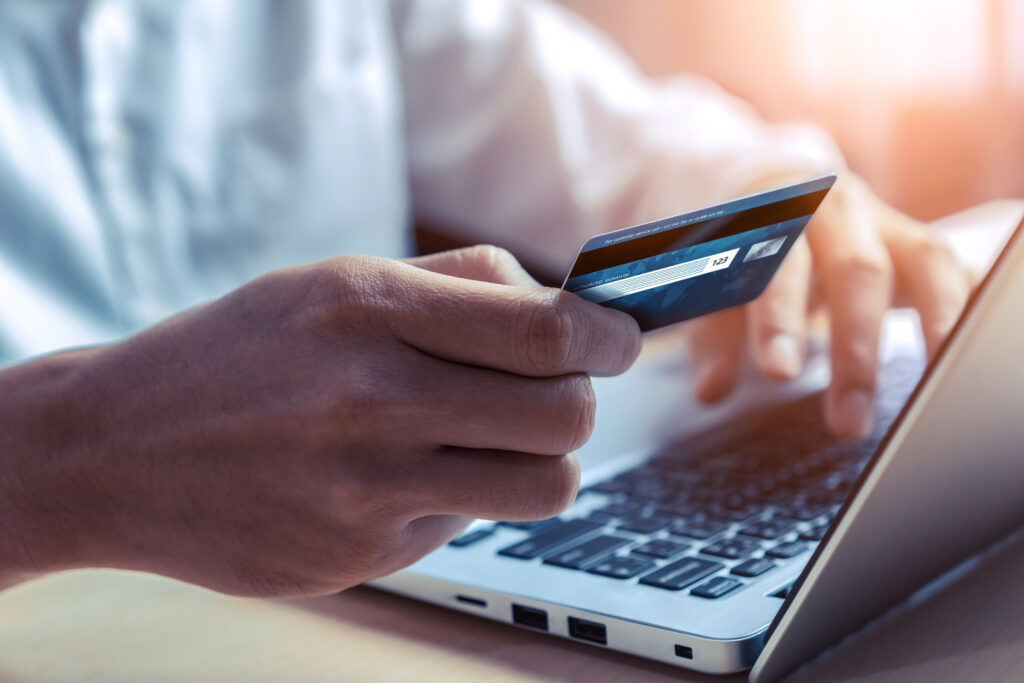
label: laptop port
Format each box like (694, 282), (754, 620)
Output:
(567, 617), (607, 645)
(455, 594), (487, 608)
(674, 644), (694, 659)
(511, 604), (548, 631)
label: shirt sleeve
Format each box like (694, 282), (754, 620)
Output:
(392, 0), (843, 275)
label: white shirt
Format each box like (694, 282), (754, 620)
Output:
(0, 0), (840, 367)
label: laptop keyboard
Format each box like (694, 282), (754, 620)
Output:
(449, 355), (924, 600)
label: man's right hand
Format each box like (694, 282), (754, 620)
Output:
(0, 246), (641, 597)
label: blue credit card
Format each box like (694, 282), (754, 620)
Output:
(561, 174), (837, 331)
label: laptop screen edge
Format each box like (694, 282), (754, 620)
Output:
(749, 209), (1024, 683)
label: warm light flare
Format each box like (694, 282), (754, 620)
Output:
(561, 0), (1023, 220)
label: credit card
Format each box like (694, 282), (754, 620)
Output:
(561, 174), (836, 331)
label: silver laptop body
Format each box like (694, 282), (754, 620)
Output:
(372, 210), (1024, 681)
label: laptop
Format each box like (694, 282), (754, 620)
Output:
(370, 204), (1024, 682)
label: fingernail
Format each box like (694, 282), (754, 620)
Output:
(765, 334), (801, 378)
(833, 390), (874, 440)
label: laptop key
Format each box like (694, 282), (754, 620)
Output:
(497, 520), (602, 560)
(738, 517), (797, 540)
(639, 557), (723, 590)
(627, 482), (675, 501)
(587, 556), (655, 579)
(731, 557), (777, 577)
(448, 528), (494, 548)
(497, 517), (562, 532)
(767, 541), (809, 559)
(590, 500), (646, 519)
(691, 576), (743, 599)
(618, 514), (673, 534)
(543, 535), (631, 569)
(667, 517), (729, 540)
(658, 499), (702, 516)
(708, 504), (762, 522)
(632, 539), (690, 559)
(701, 537), (761, 560)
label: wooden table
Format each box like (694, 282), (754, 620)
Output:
(4, 528), (1024, 683)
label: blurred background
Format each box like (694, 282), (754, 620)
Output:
(560, 0), (1024, 222)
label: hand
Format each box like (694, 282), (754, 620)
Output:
(688, 173), (973, 439)
(0, 246), (641, 597)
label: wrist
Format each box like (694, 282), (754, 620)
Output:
(0, 348), (108, 586)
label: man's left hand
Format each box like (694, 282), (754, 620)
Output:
(687, 172), (974, 439)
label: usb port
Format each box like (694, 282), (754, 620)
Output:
(567, 617), (607, 645)
(511, 604), (548, 631)
(675, 644), (694, 659)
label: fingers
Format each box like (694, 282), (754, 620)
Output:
(806, 179), (893, 440)
(356, 254), (642, 378)
(747, 236), (812, 381)
(688, 306), (746, 403)
(880, 219), (972, 358)
(681, 171), (972, 443)
(402, 357), (597, 455)
(414, 449), (581, 521)
(404, 245), (540, 287)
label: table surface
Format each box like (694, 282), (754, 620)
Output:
(4, 529), (1024, 683)
(4, 201), (1024, 683)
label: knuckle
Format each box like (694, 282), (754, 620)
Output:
(334, 456), (415, 522)
(914, 232), (956, 265)
(834, 250), (893, 287)
(519, 295), (578, 373)
(319, 255), (396, 318)
(468, 244), (519, 277)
